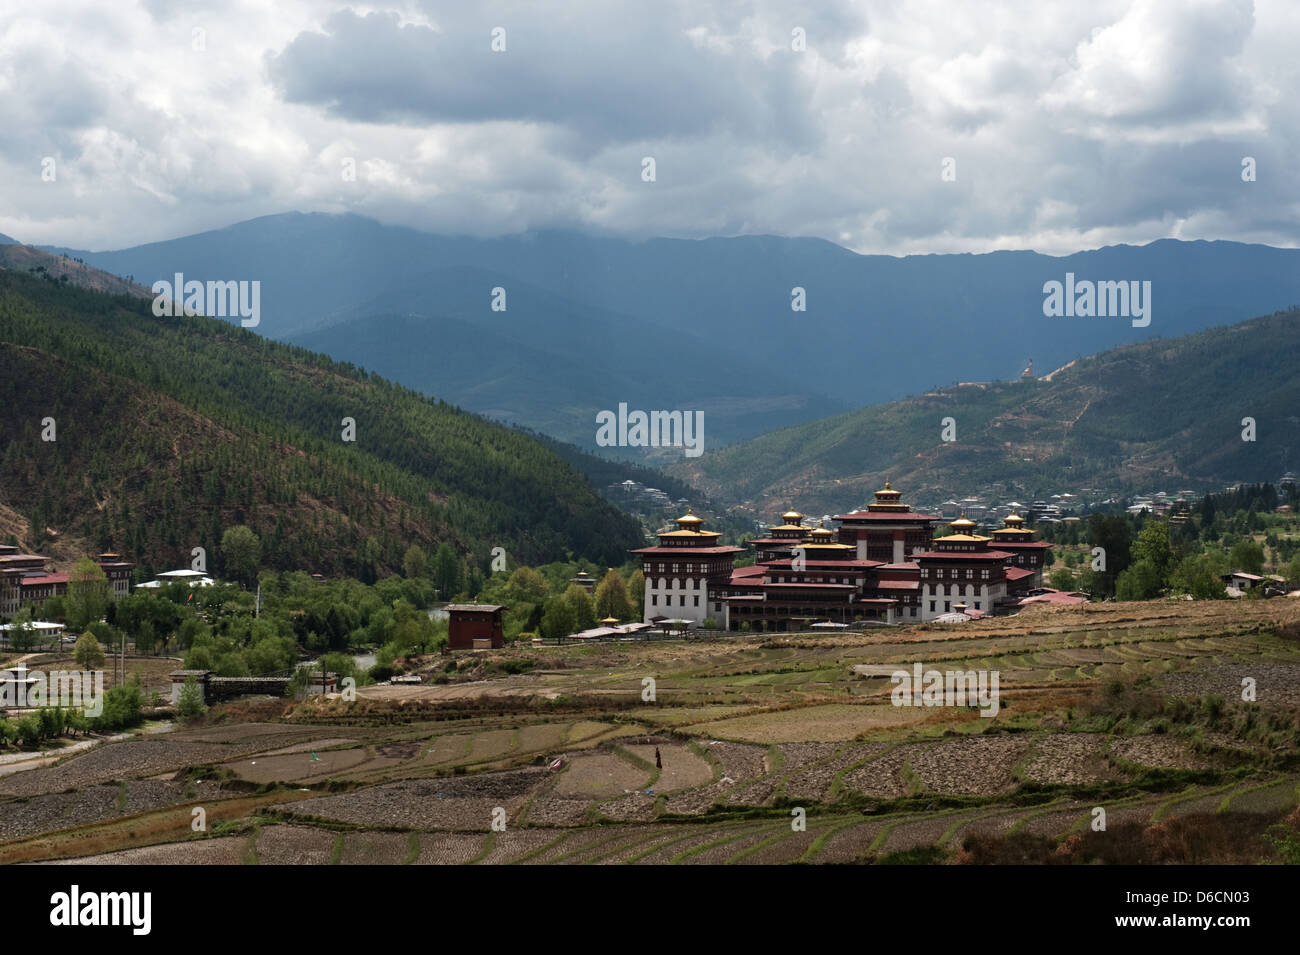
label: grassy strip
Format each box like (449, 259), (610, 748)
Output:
(611, 745), (659, 789)
(1151, 781), (1238, 821)
(669, 820), (785, 865)
(829, 742), (899, 801)
(1217, 777), (1296, 814)
(726, 826), (798, 864)
(402, 832), (420, 864)
(620, 827), (725, 865)
(581, 827), (678, 865)
(545, 828), (646, 865)
(569, 829), (661, 864)
(795, 817), (863, 864)
(766, 744), (785, 777)
(944, 806), (1022, 844)
(506, 832), (570, 865)
(1059, 790), (1155, 839)
(1004, 798), (1089, 837)
(867, 806), (979, 853)
(466, 831), (496, 865)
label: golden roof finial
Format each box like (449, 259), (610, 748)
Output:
(950, 511), (976, 530)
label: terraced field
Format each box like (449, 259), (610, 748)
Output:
(4, 599), (1300, 865)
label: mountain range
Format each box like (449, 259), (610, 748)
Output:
(40, 214), (1300, 450)
(675, 307), (1300, 516)
(0, 265), (645, 577)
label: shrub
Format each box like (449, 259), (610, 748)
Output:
(93, 681), (144, 732)
(16, 716), (41, 747)
(368, 663), (399, 683)
(175, 676), (208, 724)
(37, 707), (65, 739)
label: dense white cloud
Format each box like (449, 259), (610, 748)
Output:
(0, 0), (1294, 252)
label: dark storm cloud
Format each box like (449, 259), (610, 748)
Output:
(265, 7), (827, 152)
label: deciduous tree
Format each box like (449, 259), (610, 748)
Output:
(221, 525), (262, 587)
(66, 557), (110, 630)
(74, 631), (105, 670)
(594, 569), (632, 621)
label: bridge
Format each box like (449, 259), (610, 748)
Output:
(169, 669), (337, 704)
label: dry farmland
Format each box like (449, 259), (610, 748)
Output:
(4, 599), (1300, 865)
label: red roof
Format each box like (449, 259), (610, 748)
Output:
(730, 565), (767, 578)
(994, 540), (1052, 549)
(762, 559), (879, 570)
(1004, 566), (1036, 580)
(877, 561), (919, 570)
(761, 582), (856, 590)
(19, 574), (69, 586)
(631, 546), (745, 555)
(875, 579), (919, 590)
(834, 511), (940, 522)
(911, 550), (1015, 561)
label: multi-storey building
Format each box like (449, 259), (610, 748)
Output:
(987, 514), (1051, 593)
(0, 545), (134, 620)
(748, 508), (815, 563)
(720, 520), (894, 630)
(912, 516), (1013, 618)
(0, 545), (50, 619)
(833, 482), (941, 563)
(632, 510), (745, 627)
(631, 485), (1059, 632)
(95, 553), (136, 599)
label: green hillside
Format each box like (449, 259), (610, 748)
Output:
(678, 308), (1300, 513)
(0, 268), (643, 576)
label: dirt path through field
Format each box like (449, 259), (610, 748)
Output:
(0, 731), (137, 778)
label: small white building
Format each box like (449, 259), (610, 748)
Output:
(0, 620), (65, 647)
(139, 569), (215, 589)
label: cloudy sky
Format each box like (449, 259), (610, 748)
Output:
(1, 0), (1296, 253)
